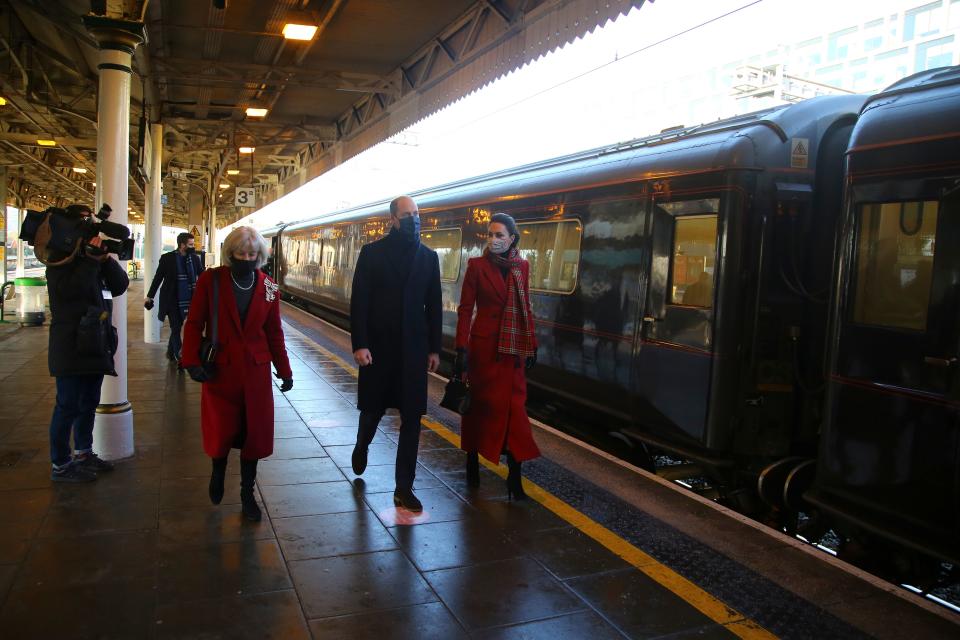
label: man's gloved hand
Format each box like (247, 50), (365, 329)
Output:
(186, 366), (208, 383)
(453, 348), (467, 377)
(144, 298), (154, 310)
(525, 352), (537, 370)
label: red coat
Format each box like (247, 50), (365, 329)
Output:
(455, 256), (540, 463)
(182, 267), (292, 460)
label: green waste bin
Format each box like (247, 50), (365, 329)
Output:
(15, 277), (46, 326)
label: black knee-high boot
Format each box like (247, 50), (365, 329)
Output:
(466, 451), (479, 488)
(240, 459), (261, 522)
(506, 452), (527, 501)
(209, 457), (228, 505)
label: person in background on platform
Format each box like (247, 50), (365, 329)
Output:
(144, 232), (204, 367)
(455, 212), (540, 499)
(46, 204), (130, 482)
(181, 226), (293, 522)
(350, 195), (443, 513)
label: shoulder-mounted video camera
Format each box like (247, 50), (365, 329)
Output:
(18, 203), (134, 265)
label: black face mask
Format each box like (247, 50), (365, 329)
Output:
(230, 259), (256, 278)
(185, 247), (196, 255)
(397, 215), (421, 243)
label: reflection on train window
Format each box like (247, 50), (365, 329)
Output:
(853, 201), (938, 331)
(517, 220), (582, 294)
(419, 228), (462, 281)
(669, 215), (718, 308)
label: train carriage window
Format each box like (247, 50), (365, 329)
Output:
(517, 220), (582, 294)
(419, 228), (462, 281)
(853, 201), (938, 331)
(668, 213), (718, 308)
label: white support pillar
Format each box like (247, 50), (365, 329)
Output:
(0, 167), (7, 282)
(143, 122), (163, 343)
(15, 207), (24, 278)
(208, 204), (217, 266)
(84, 16), (145, 461)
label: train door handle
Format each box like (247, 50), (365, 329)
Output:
(642, 316), (658, 323)
(923, 356), (958, 367)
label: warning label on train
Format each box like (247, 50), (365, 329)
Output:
(790, 138), (809, 169)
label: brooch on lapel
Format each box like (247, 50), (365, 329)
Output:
(264, 279), (279, 302)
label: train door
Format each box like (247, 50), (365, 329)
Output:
(826, 188), (960, 541)
(631, 194), (721, 443)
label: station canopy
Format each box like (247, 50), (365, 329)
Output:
(0, 0), (647, 227)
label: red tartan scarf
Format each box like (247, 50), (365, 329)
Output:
(486, 248), (536, 358)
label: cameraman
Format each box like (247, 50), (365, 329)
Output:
(46, 204), (130, 482)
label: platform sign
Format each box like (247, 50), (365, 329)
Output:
(235, 187), (256, 208)
(790, 138), (809, 169)
(161, 194), (168, 205)
(190, 225), (203, 246)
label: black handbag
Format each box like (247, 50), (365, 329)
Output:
(196, 275), (220, 381)
(440, 374), (471, 415)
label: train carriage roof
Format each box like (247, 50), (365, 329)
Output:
(284, 94), (866, 233)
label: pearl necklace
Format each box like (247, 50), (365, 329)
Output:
(231, 272), (255, 291)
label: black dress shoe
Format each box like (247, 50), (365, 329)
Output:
(393, 489), (423, 513)
(351, 445), (368, 475)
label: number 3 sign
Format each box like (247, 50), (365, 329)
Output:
(235, 187), (256, 208)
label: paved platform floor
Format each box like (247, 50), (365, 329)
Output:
(0, 281), (957, 639)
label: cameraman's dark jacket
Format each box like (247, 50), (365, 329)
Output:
(46, 256), (129, 377)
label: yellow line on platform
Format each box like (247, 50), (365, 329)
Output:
(284, 323), (778, 640)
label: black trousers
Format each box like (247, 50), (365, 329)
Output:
(357, 408), (421, 491)
(167, 312), (184, 359)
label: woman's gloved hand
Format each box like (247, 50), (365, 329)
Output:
(525, 353), (537, 370)
(453, 348), (468, 377)
(275, 371), (293, 392)
(186, 366), (209, 383)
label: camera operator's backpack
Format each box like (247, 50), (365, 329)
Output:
(21, 208), (83, 266)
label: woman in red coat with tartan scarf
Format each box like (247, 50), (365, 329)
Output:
(182, 227), (293, 522)
(455, 213), (540, 499)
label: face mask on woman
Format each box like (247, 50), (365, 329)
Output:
(231, 259), (256, 278)
(488, 236), (511, 254)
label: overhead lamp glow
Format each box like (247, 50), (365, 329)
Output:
(219, 183), (230, 189)
(37, 139), (57, 146)
(0, 97), (7, 106)
(282, 23), (318, 40)
(92, 182), (96, 187)
(226, 169), (240, 175)
(245, 107), (268, 117)
(238, 146), (255, 154)
(72, 167), (88, 174)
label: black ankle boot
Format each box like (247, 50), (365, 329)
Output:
(506, 453), (527, 501)
(239, 459), (261, 522)
(209, 457), (228, 505)
(466, 451), (479, 488)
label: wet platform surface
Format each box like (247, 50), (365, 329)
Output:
(0, 281), (957, 639)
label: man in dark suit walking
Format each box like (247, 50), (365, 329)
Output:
(350, 195), (442, 512)
(144, 232), (204, 364)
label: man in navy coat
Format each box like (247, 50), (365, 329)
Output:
(350, 195), (442, 512)
(144, 232), (204, 364)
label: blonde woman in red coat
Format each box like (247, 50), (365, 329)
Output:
(455, 213), (540, 499)
(182, 227), (293, 522)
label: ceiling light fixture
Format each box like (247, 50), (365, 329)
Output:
(227, 169), (240, 175)
(37, 139), (57, 146)
(282, 23), (318, 41)
(245, 107), (268, 117)
(238, 146), (255, 154)
(219, 183), (230, 189)
(72, 167), (88, 174)
(0, 97), (7, 106)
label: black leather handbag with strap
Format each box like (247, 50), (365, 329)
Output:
(196, 274), (220, 381)
(440, 373), (471, 415)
